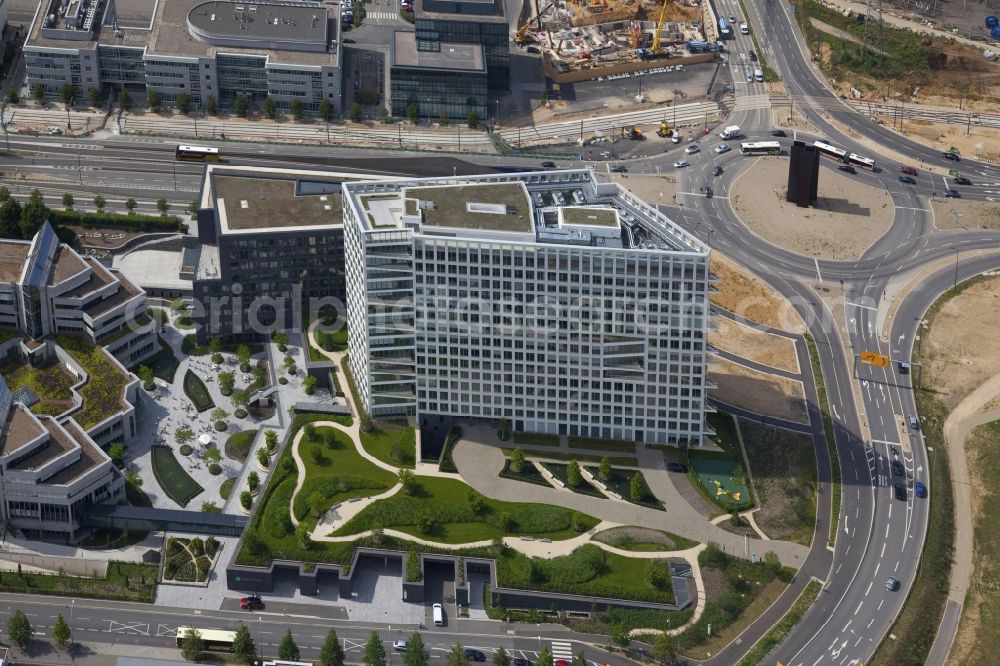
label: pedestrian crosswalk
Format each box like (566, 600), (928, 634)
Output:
(551, 641), (574, 661)
(366, 10), (400, 20)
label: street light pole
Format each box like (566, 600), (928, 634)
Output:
(953, 248), (959, 290)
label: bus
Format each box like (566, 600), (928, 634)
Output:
(719, 17), (731, 39)
(175, 145), (220, 162)
(175, 627), (236, 652)
(813, 140), (848, 161)
(740, 141), (781, 155)
(847, 152), (876, 170)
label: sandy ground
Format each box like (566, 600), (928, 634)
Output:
(599, 173), (678, 204)
(899, 120), (1000, 163)
(930, 197), (1000, 231)
(709, 317), (800, 374)
(923, 275), (1000, 411)
(710, 252), (807, 334)
(771, 105), (820, 134)
(730, 156), (894, 261)
(709, 357), (809, 424)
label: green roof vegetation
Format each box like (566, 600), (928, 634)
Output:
(0, 358), (76, 416)
(561, 207), (619, 227)
(405, 183), (532, 233)
(54, 335), (131, 429)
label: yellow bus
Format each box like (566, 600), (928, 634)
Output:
(175, 145), (221, 162)
(175, 627), (236, 651)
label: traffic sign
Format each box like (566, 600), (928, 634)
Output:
(860, 351), (890, 368)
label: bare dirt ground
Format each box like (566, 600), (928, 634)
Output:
(730, 157), (895, 261)
(923, 275), (1000, 411)
(900, 120), (1000, 163)
(709, 317), (800, 374)
(599, 173), (678, 204)
(771, 105), (821, 134)
(739, 419), (817, 546)
(710, 252), (807, 333)
(930, 197), (1000, 230)
(709, 357), (809, 424)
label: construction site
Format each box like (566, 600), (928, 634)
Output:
(516, 0), (724, 82)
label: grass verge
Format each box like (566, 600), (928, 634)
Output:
(0, 562), (157, 602)
(360, 426), (416, 469)
(225, 429), (258, 462)
(735, 580), (822, 666)
(182, 370), (214, 412)
(804, 333), (841, 549)
(151, 445), (204, 507)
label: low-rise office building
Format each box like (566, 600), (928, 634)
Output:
(25, 0), (343, 111)
(389, 31), (487, 121)
(343, 170), (712, 445)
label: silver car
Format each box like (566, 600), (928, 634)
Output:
(714, 143), (731, 154)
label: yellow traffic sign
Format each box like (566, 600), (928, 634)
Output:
(860, 351), (890, 368)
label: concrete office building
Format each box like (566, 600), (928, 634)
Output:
(343, 170), (712, 445)
(414, 0), (509, 91)
(24, 0), (343, 111)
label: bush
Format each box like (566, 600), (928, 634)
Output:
(438, 426), (462, 473)
(240, 491), (253, 511)
(208, 463), (222, 475)
(46, 209), (186, 234)
(257, 448), (270, 468)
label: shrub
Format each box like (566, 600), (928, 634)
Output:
(510, 448), (525, 473)
(240, 491), (253, 511)
(208, 463), (222, 475)
(205, 536), (220, 557)
(570, 511), (588, 532)
(265, 430), (278, 452)
(190, 537), (205, 557)
(303, 375), (318, 395)
(247, 471), (259, 492)
(214, 420), (227, 431)
(278, 377), (288, 385)
(296, 522), (312, 549)
(257, 448), (269, 468)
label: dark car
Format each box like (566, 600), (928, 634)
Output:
(712, 165), (724, 176)
(943, 188), (960, 198)
(512, 659), (533, 666)
(891, 460), (904, 477)
(465, 650), (487, 662)
(342, 38), (355, 43)
(748, 50), (758, 61)
(526, 46), (541, 54)
(898, 175), (916, 184)
(769, 129), (786, 137)
(541, 161), (557, 168)
(666, 462), (687, 473)
(611, 165), (628, 173)
(885, 575), (900, 591)
(838, 164), (857, 174)
(702, 186), (714, 198)
(899, 165), (918, 176)
(953, 176), (972, 185)
(915, 481), (927, 498)
(893, 482), (907, 501)
(942, 151), (960, 161)
(240, 594), (263, 610)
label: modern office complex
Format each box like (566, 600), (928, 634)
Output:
(413, 0), (508, 90)
(190, 165), (394, 342)
(24, 0), (343, 111)
(343, 170), (712, 445)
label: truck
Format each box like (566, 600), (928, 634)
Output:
(686, 40), (710, 53)
(623, 125), (644, 140)
(718, 17), (731, 39)
(719, 125), (741, 139)
(657, 122), (671, 137)
(754, 68), (763, 82)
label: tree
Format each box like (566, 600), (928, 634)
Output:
(52, 613), (71, 648)
(278, 628), (300, 660)
(651, 632), (678, 666)
(87, 87), (102, 106)
(265, 429), (279, 452)
(176, 427), (195, 445)
(0, 188), (22, 238)
(319, 98), (334, 123)
(257, 448), (270, 468)
(598, 456), (611, 481)
(156, 197), (169, 216)
(439, 106), (450, 126)
(117, 89), (132, 111)
(6, 88), (18, 104)
(231, 389), (249, 412)
(303, 374), (318, 395)
(363, 630), (386, 666)
(646, 560), (668, 589)
(291, 98), (304, 120)
(93, 194), (106, 212)
(62, 192), (74, 210)
(7, 609), (32, 648)
(447, 643), (470, 666)
(320, 628), (346, 666)
(572, 650), (586, 666)
(147, 89), (161, 111)
(234, 94), (249, 118)
(263, 97), (277, 119)
(209, 337), (222, 354)
(32, 85), (45, 104)
(535, 647), (552, 666)
(240, 490), (253, 510)
(60, 84), (74, 126)
(510, 447), (525, 473)
(630, 471), (648, 501)
(237, 344), (252, 371)
(467, 110), (480, 129)
(566, 459), (582, 487)
(309, 491), (326, 517)
(493, 647), (511, 666)
(233, 624), (256, 665)
(206, 95), (218, 115)
(404, 632), (429, 666)
(398, 468), (418, 495)
(211, 407), (228, 422)
(284, 354), (297, 375)
(218, 371), (236, 394)
(296, 521), (312, 548)
(108, 442), (127, 468)
(406, 103), (419, 123)
(125, 198), (137, 214)
(349, 102), (362, 122)
(611, 625), (630, 651)
(467, 489), (486, 514)
(181, 627), (204, 660)
(175, 92), (191, 114)
(247, 471), (260, 493)
(20, 189), (49, 238)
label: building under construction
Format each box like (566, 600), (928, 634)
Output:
(516, 0), (722, 77)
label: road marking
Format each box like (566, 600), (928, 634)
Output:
(846, 301), (878, 311)
(551, 641), (574, 660)
(880, 541), (886, 558)
(854, 601), (863, 615)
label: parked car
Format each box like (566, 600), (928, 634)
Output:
(711, 165), (724, 176)
(838, 164), (857, 174)
(891, 460), (904, 477)
(671, 132), (681, 143)
(714, 143), (731, 154)
(465, 649), (487, 662)
(393, 641), (408, 652)
(770, 129), (786, 137)
(512, 660), (533, 666)
(526, 46), (541, 54)
(673, 159), (690, 168)
(899, 165), (918, 175)
(893, 482), (907, 501)
(746, 72), (753, 82)
(953, 176), (972, 185)
(611, 165), (628, 173)
(943, 188), (960, 198)
(667, 462), (688, 473)
(240, 594), (264, 610)
(898, 175), (916, 184)
(915, 481), (927, 498)
(942, 151), (960, 161)
(885, 575), (900, 591)
(748, 50), (758, 61)
(685, 144), (700, 154)
(541, 161), (557, 168)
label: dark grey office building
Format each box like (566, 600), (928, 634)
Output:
(787, 140), (820, 207)
(413, 0), (509, 92)
(390, 32), (487, 120)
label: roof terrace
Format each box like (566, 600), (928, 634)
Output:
(403, 182), (532, 233)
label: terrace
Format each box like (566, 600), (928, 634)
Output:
(560, 206), (620, 228)
(214, 175), (343, 233)
(1, 404), (45, 456)
(404, 183), (533, 233)
(54, 336), (131, 429)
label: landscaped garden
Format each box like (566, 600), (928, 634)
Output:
(499, 456), (550, 487)
(0, 561), (157, 602)
(183, 369), (215, 412)
(585, 464), (661, 509)
(145, 338), (180, 382)
(592, 526), (698, 552)
(686, 412), (754, 512)
(512, 432), (560, 447)
(540, 462), (605, 498)
(163, 536), (220, 583)
(0, 358), (76, 415)
(55, 335), (130, 428)
(360, 425), (416, 468)
(151, 445), (204, 507)
(225, 429), (259, 462)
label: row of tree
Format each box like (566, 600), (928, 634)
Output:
(7, 609), (71, 650)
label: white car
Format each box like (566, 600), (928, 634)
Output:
(714, 143), (731, 154)
(746, 71), (753, 82)
(684, 144), (700, 155)
(671, 132), (681, 143)
(673, 159), (690, 168)
(740, 22), (749, 34)
(393, 640), (408, 652)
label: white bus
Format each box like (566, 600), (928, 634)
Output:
(740, 141), (781, 155)
(813, 140), (847, 161)
(175, 145), (221, 162)
(175, 627), (236, 651)
(847, 152), (876, 170)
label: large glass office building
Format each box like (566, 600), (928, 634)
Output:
(390, 32), (487, 121)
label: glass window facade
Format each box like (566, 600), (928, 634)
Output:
(415, 19), (509, 90)
(217, 54), (269, 104)
(390, 66), (487, 121)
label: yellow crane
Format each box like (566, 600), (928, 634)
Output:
(515, 1), (556, 45)
(651, 0), (670, 54)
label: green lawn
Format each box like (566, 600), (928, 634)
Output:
(151, 445), (204, 507)
(292, 427), (397, 521)
(499, 459), (551, 487)
(360, 426), (416, 469)
(225, 429), (258, 462)
(146, 337), (180, 382)
(332, 475), (598, 544)
(183, 370), (214, 412)
(541, 462), (605, 498)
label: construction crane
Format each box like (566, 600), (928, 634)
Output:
(651, 0), (669, 54)
(515, 0), (556, 45)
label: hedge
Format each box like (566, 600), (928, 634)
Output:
(48, 209), (188, 233)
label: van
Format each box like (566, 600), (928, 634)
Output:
(719, 125), (741, 140)
(754, 68), (763, 83)
(908, 416), (919, 430)
(433, 602), (444, 626)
